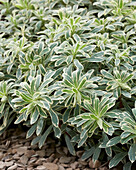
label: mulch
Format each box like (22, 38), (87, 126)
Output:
(0, 127), (120, 170)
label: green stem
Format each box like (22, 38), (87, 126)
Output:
(133, 137), (136, 144)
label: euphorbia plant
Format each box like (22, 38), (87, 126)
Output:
(1, 0), (136, 169)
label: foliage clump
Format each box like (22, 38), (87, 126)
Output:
(0, 0), (136, 168)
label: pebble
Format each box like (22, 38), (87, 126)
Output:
(89, 160), (101, 168)
(70, 161), (78, 169)
(59, 157), (71, 164)
(25, 149), (35, 157)
(16, 146), (28, 155)
(58, 165), (65, 170)
(78, 159), (88, 165)
(7, 164), (18, 170)
(43, 162), (58, 170)
(5, 161), (14, 167)
(20, 155), (29, 165)
(36, 150), (46, 157)
(36, 165), (47, 170)
(0, 161), (5, 169)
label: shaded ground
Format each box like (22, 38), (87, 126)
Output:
(0, 127), (121, 170)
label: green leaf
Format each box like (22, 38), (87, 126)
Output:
(53, 126), (61, 138)
(119, 0), (123, 8)
(36, 118), (44, 136)
(123, 162), (132, 170)
(31, 136), (41, 145)
(100, 105), (109, 116)
(78, 133), (88, 148)
(128, 144), (136, 163)
(92, 147), (101, 162)
(94, 98), (99, 115)
(26, 123), (37, 139)
(20, 93), (32, 102)
(107, 136), (121, 147)
(49, 109), (59, 127)
(101, 70), (114, 79)
(91, 26), (104, 33)
(109, 152), (127, 168)
(14, 114), (25, 124)
(39, 125), (53, 148)
(38, 42), (44, 54)
(63, 0), (69, 4)
(74, 59), (83, 70)
(35, 75), (41, 89)
(0, 103), (5, 113)
(122, 74), (133, 83)
(38, 107), (47, 118)
(78, 77), (86, 89)
(30, 107), (39, 125)
(65, 134), (76, 155)
(63, 108), (71, 123)
(84, 101), (95, 114)
(81, 147), (95, 160)
(0, 72), (4, 77)
(73, 34), (81, 43)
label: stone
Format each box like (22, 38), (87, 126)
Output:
(66, 168), (72, 170)
(43, 163), (58, 170)
(20, 155), (29, 165)
(11, 149), (17, 154)
(1, 154), (12, 161)
(35, 159), (43, 165)
(13, 154), (20, 160)
(0, 152), (3, 159)
(53, 158), (58, 164)
(89, 160), (101, 168)
(58, 165), (65, 170)
(5, 161), (14, 167)
(31, 145), (38, 150)
(28, 157), (37, 164)
(70, 162), (78, 169)
(27, 167), (34, 170)
(60, 164), (69, 168)
(36, 150), (46, 157)
(36, 165), (47, 170)
(5, 158), (14, 162)
(35, 158), (46, 165)
(16, 146), (28, 155)
(25, 150), (35, 158)
(7, 164), (18, 170)
(45, 148), (55, 157)
(78, 159), (87, 165)
(17, 162), (25, 167)
(12, 144), (23, 149)
(48, 153), (55, 162)
(59, 157), (71, 164)
(0, 161), (5, 169)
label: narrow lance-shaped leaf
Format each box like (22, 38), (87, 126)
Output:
(39, 125), (53, 149)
